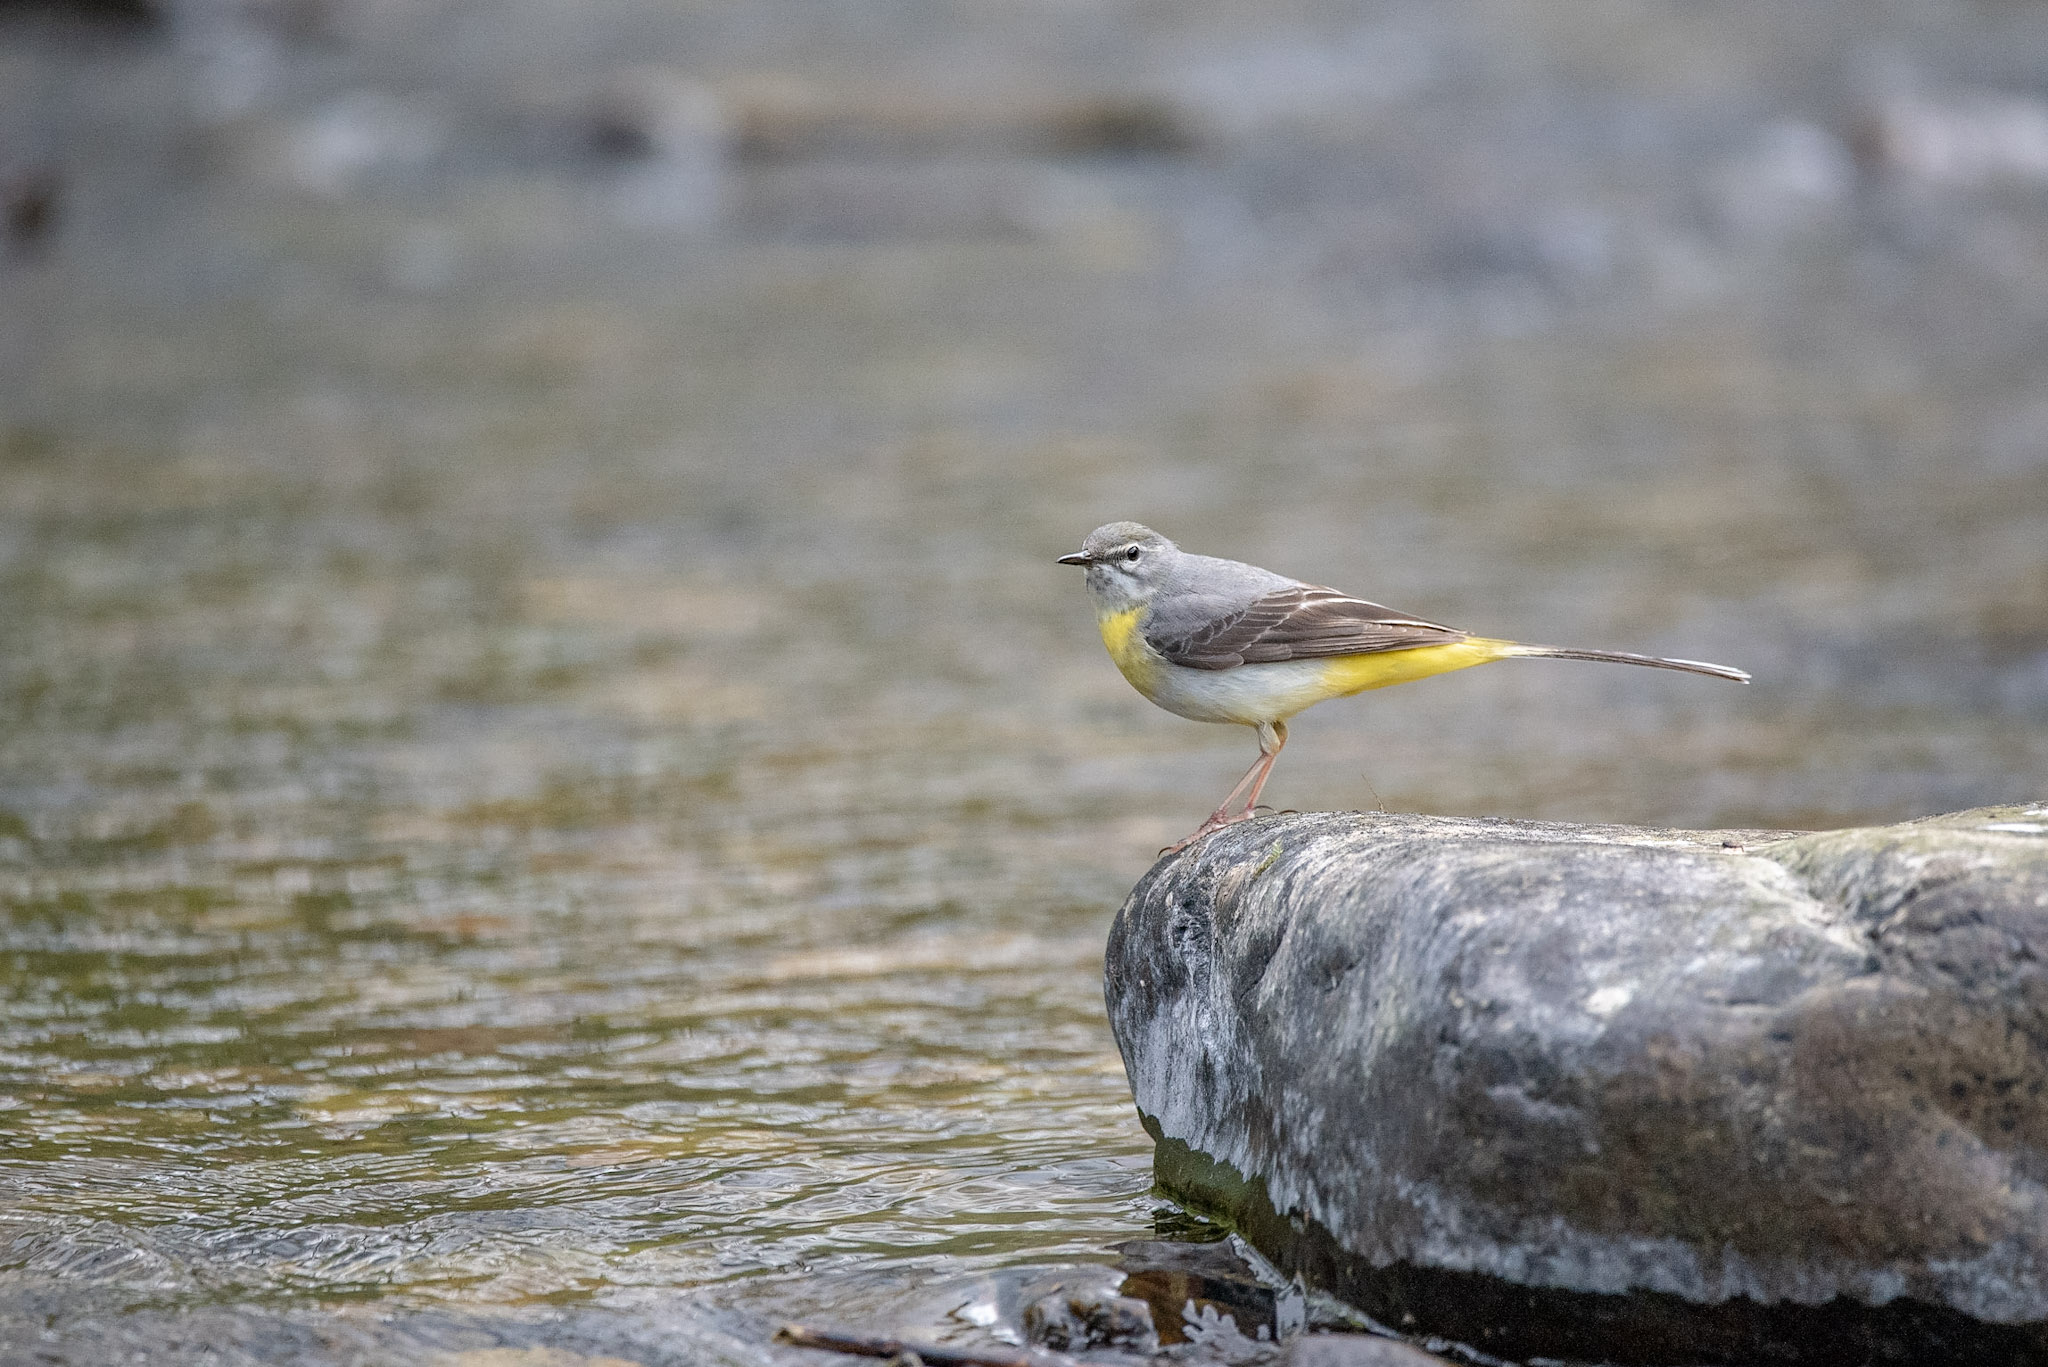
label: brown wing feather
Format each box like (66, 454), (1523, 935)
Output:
(1151, 586), (1467, 670)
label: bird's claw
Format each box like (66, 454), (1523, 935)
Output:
(1160, 807), (1262, 855)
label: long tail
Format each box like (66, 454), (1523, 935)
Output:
(1503, 643), (1750, 684)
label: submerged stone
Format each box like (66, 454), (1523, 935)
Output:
(1104, 804), (2048, 1365)
(1022, 1283), (1159, 1353)
(1113, 1237), (1295, 1347)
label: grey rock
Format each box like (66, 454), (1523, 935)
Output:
(1105, 804), (2048, 1364)
(1282, 1333), (1452, 1367)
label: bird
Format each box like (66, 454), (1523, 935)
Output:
(1058, 521), (1749, 851)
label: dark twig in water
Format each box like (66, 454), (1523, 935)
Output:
(775, 1322), (1067, 1366)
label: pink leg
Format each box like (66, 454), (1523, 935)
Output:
(1164, 721), (1288, 853)
(1234, 720), (1287, 815)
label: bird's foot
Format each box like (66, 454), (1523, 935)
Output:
(1159, 806), (1261, 855)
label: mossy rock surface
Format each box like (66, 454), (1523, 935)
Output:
(1105, 804), (2048, 1365)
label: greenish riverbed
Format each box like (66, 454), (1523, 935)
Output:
(3, 0), (2048, 1361)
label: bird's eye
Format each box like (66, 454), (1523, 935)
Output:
(1125, 546), (1142, 562)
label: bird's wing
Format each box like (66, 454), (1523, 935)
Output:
(1149, 585), (1467, 670)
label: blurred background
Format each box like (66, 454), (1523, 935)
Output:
(2, 0), (2047, 1361)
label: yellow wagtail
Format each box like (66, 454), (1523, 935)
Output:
(1058, 521), (1749, 850)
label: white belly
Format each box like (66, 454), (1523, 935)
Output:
(1139, 657), (1336, 725)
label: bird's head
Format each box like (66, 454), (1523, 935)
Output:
(1058, 522), (1178, 612)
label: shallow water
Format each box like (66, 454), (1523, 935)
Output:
(3, 0), (2048, 1360)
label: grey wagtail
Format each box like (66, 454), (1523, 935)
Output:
(1059, 521), (1749, 850)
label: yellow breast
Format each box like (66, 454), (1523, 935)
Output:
(1097, 606), (1162, 695)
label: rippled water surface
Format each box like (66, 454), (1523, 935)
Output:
(4, 0), (2048, 1360)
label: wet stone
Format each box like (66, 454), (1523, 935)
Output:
(1110, 1239), (1289, 1348)
(1106, 805), (2048, 1365)
(1021, 1287), (1159, 1354)
(1279, 1335), (1452, 1367)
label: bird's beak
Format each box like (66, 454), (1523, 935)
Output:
(1056, 551), (1092, 565)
